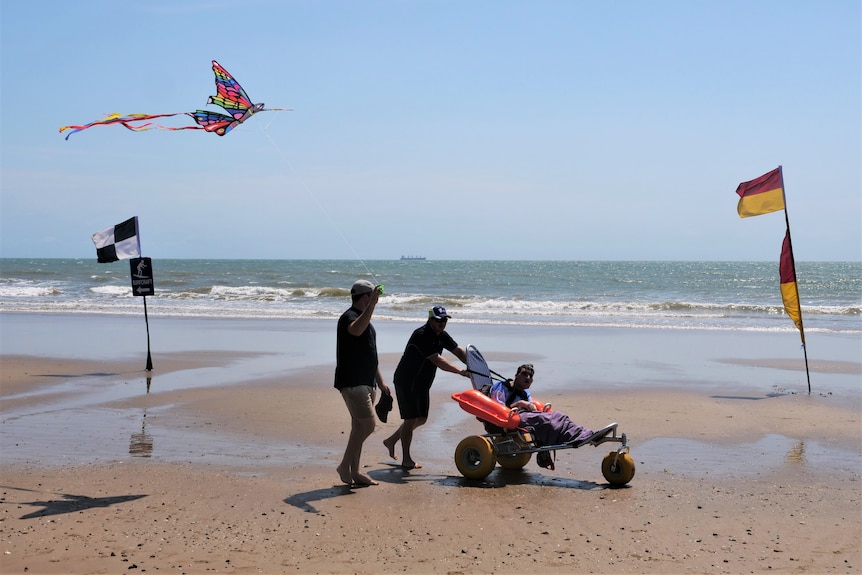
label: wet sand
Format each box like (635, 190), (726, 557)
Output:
(1, 315), (860, 574)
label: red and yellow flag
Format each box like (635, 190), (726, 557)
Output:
(736, 167), (785, 218)
(779, 230), (804, 341)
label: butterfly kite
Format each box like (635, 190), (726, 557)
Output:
(60, 61), (290, 139)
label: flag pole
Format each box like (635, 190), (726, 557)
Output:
(779, 166), (811, 393)
(143, 295), (153, 371)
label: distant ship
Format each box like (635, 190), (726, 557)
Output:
(400, 255), (426, 261)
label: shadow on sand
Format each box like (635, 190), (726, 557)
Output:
(434, 468), (616, 490)
(284, 485), (359, 514)
(1, 486), (148, 520)
(283, 460), (630, 514)
(369, 463), (610, 490)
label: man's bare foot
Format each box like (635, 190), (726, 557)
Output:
(383, 438), (398, 460)
(352, 473), (378, 486)
(336, 465), (352, 485)
(401, 460), (422, 470)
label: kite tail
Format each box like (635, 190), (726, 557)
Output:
(60, 112), (199, 140)
(119, 119), (206, 134)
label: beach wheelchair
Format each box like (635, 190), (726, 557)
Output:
(450, 345), (635, 486)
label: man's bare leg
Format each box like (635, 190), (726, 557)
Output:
(383, 426), (401, 460)
(400, 417), (427, 470)
(338, 415), (377, 485)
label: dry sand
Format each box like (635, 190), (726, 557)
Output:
(1, 337), (860, 574)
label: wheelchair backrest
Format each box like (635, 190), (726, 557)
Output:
(465, 344), (494, 395)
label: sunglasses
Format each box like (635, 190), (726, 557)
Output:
(432, 317), (448, 323)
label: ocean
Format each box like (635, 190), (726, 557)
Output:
(0, 259), (859, 334)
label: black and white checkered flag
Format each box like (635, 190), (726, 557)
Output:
(91, 217), (141, 263)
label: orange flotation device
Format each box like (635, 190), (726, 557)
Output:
(452, 389), (522, 429)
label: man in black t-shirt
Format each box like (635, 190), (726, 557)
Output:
(335, 279), (391, 486)
(383, 305), (468, 470)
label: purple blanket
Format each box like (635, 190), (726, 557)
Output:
(518, 411), (593, 446)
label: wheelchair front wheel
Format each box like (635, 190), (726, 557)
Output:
(454, 435), (497, 479)
(601, 450), (636, 486)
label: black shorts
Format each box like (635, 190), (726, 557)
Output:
(393, 378), (431, 420)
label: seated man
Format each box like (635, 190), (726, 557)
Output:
(489, 363), (594, 448)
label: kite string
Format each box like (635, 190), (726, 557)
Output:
(259, 122), (380, 285)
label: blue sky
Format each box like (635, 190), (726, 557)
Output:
(1, 1), (859, 261)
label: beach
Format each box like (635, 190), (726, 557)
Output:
(1, 314), (860, 574)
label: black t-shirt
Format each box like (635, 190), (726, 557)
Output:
(393, 323), (458, 388)
(334, 306), (378, 389)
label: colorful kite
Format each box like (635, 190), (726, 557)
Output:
(60, 61), (290, 139)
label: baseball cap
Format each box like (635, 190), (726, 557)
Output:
(428, 305), (451, 320)
(351, 280), (375, 295)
